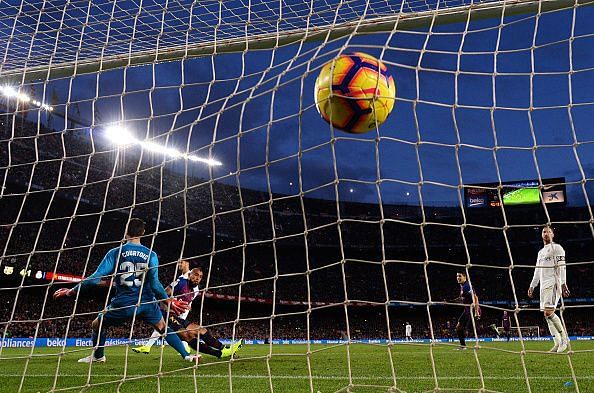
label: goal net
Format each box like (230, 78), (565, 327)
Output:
(1, 0), (593, 392)
(495, 326), (541, 338)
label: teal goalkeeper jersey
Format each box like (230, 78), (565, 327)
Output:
(75, 242), (168, 305)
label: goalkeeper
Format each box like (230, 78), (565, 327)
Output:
(53, 218), (199, 363)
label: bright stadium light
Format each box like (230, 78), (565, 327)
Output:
(0, 85), (53, 110)
(187, 154), (222, 166)
(165, 147), (183, 159)
(105, 125), (136, 146)
(139, 140), (163, 152)
(105, 125), (222, 166)
(1, 86), (19, 98)
(1, 85), (30, 102)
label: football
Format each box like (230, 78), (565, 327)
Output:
(314, 52), (396, 133)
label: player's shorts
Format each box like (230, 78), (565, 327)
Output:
(161, 309), (190, 332)
(99, 299), (163, 327)
(457, 308), (475, 330)
(540, 284), (561, 311)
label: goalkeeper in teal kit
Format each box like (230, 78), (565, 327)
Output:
(54, 218), (199, 363)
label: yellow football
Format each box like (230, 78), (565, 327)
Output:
(314, 52), (396, 134)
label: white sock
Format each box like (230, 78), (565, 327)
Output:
(546, 316), (561, 344)
(146, 330), (161, 348)
(550, 314), (566, 340)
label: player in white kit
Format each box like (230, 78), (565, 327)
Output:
(528, 226), (570, 353)
(405, 322), (412, 341)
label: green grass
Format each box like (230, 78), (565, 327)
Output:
(0, 341), (593, 392)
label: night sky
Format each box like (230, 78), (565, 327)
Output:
(3, 0), (594, 207)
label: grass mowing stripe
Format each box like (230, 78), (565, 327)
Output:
(0, 374), (588, 380)
(1, 342), (591, 393)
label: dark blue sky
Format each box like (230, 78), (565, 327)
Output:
(6, 1), (594, 206)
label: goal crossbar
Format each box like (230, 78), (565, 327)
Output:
(0, 0), (591, 84)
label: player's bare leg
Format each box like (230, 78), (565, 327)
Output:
(184, 323), (242, 359)
(152, 318), (200, 363)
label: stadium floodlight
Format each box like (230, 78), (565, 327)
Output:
(1, 85), (19, 97)
(164, 147), (183, 159)
(0, 85), (30, 103)
(0, 85), (54, 110)
(187, 155), (222, 166)
(105, 125), (136, 146)
(105, 125), (222, 166)
(140, 141), (184, 160)
(141, 141), (222, 165)
(139, 140), (163, 152)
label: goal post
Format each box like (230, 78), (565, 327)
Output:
(496, 325), (541, 338)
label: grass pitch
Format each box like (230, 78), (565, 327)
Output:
(0, 341), (592, 392)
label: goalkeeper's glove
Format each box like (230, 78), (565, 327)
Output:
(53, 288), (75, 299)
(166, 298), (189, 316)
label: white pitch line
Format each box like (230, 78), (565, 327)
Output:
(0, 374), (590, 380)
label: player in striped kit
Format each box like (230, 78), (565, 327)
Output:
(133, 260), (241, 358)
(528, 226), (570, 353)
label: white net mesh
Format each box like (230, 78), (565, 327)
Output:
(1, 0), (594, 392)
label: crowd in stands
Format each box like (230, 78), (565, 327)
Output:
(2, 115), (594, 341)
(3, 287), (594, 340)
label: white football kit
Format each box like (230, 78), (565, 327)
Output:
(530, 242), (566, 311)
